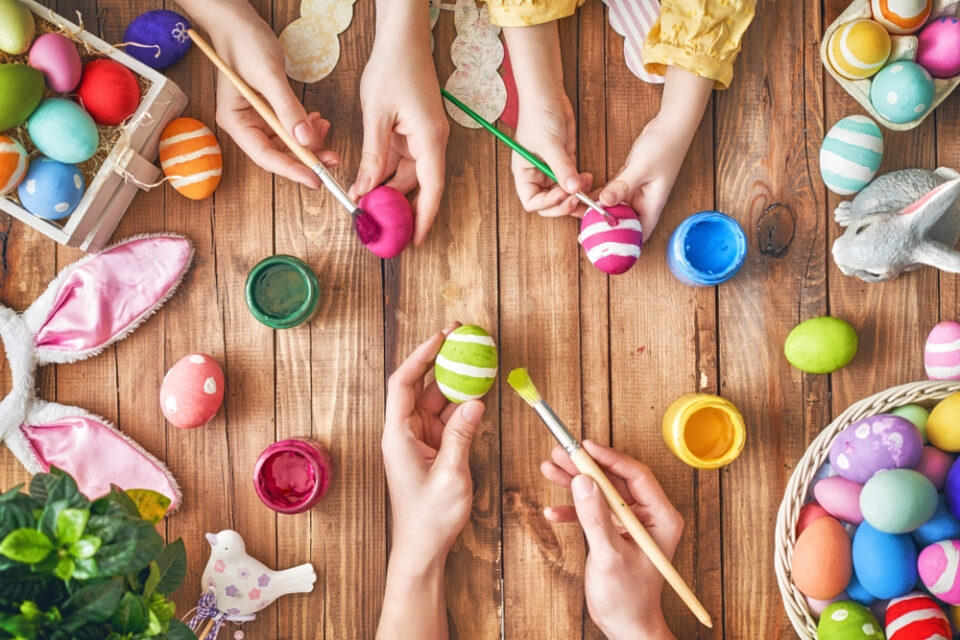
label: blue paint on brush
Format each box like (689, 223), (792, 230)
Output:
(667, 211), (747, 287)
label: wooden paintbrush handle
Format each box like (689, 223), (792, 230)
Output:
(568, 447), (714, 629)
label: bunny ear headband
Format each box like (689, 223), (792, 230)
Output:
(0, 235), (193, 511)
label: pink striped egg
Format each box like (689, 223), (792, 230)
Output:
(578, 204), (643, 275)
(885, 591), (951, 639)
(925, 322), (960, 380)
(918, 540), (960, 604)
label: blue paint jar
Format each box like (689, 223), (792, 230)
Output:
(666, 211), (747, 287)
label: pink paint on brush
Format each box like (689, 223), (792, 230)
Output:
(578, 204), (643, 274)
(254, 438), (333, 514)
(359, 186), (414, 259)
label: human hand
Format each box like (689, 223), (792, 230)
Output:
(541, 441), (682, 640)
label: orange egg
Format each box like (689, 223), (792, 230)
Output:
(0, 134), (27, 195)
(791, 516), (852, 600)
(158, 117), (222, 200)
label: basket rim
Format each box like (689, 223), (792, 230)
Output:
(775, 379), (960, 639)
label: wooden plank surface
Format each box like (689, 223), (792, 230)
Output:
(1, 1), (959, 638)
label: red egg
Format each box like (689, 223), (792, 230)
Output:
(160, 353), (225, 429)
(76, 59), (141, 126)
(797, 502), (831, 535)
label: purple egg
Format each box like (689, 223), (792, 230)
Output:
(945, 457), (960, 519)
(828, 414), (923, 483)
(122, 10), (191, 70)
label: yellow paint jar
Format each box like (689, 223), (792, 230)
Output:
(662, 394), (746, 469)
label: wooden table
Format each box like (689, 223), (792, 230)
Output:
(2, 0), (958, 637)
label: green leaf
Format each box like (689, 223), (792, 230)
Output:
(124, 490), (171, 524)
(85, 514), (125, 542)
(30, 469), (86, 510)
(0, 528), (54, 564)
(0, 614), (37, 639)
(38, 499), (70, 541)
(153, 540), (186, 596)
(107, 486), (142, 519)
(143, 562), (161, 600)
(110, 592), (148, 634)
(163, 618), (197, 640)
(62, 577), (123, 623)
(55, 508), (89, 544)
(72, 557), (98, 581)
(146, 609), (162, 636)
(19, 601), (41, 619)
(95, 521), (163, 575)
(0, 484), (24, 502)
(68, 535), (101, 559)
(54, 556), (75, 581)
(147, 592), (175, 626)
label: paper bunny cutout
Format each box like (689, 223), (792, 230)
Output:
(0, 235), (193, 509)
(280, 0), (357, 83)
(603, 0), (664, 84)
(443, 0), (507, 129)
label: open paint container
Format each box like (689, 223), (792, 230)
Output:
(667, 211), (747, 287)
(245, 255), (320, 329)
(662, 393), (746, 469)
(253, 438), (334, 514)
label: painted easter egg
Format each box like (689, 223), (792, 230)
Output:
(885, 591), (951, 639)
(358, 186), (414, 259)
(27, 98), (99, 164)
(871, 0), (932, 34)
(829, 414), (923, 483)
(28, 33), (81, 93)
(798, 502), (832, 535)
(912, 495), (960, 548)
(123, 10), (192, 70)
(160, 353), (225, 429)
(828, 19), (892, 80)
(914, 446), (954, 490)
(159, 117), (222, 200)
(945, 456), (960, 520)
(924, 322), (960, 380)
(0, 63), (43, 131)
(0, 0), (35, 55)
(852, 521), (918, 599)
(820, 116), (884, 196)
(860, 469), (937, 533)
(892, 404), (929, 442)
(434, 325), (498, 404)
(793, 516), (853, 599)
(918, 540), (960, 603)
(870, 61), (935, 124)
(818, 602), (885, 640)
(816, 476), (865, 524)
(927, 392), (960, 452)
(16, 157), (84, 220)
(784, 317), (858, 374)
(917, 17), (960, 78)
(950, 605), (960, 632)
(75, 59), (141, 126)
(0, 135), (27, 195)
(578, 204), (644, 275)
(808, 592), (850, 619)
(847, 573), (877, 606)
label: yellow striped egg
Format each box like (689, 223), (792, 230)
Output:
(828, 19), (892, 80)
(159, 117), (222, 200)
(0, 135), (27, 195)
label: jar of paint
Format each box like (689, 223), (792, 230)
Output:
(666, 211), (747, 287)
(253, 438), (334, 514)
(662, 393), (746, 469)
(245, 255), (320, 329)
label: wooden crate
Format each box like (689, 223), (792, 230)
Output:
(0, 0), (187, 252)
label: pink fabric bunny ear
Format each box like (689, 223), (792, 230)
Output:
(22, 235), (193, 364)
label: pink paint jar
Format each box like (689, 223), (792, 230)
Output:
(253, 438), (333, 514)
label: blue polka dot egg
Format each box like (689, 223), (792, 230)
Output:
(870, 61), (935, 124)
(820, 115), (883, 195)
(17, 157), (84, 220)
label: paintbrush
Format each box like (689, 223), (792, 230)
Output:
(186, 29), (379, 245)
(506, 368), (713, 629)
(440, 88), (617, 226)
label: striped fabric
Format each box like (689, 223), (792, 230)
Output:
(603, 0), (664, 84)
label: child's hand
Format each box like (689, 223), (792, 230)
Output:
(382, 323), (484, 568)
(541, 441), (682, 640)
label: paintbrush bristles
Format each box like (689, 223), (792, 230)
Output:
(507, 368), (542, 406)
(353, 209), (381, 245)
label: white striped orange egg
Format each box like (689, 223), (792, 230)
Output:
(159, 117), (222, 200)
(0, 134), (28, 195)
(872, 0), (932, 35)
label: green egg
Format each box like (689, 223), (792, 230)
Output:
(0, 0), (35, 55)
(784, 317), (858, 374)
(817, 602), (884, 640)
(892, 404), (929, 443)
(435, 325), (498, 403)
(860, 468), (937, 533)
(0, 63), (43, 131)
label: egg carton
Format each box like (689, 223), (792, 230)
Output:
(821, 0), (960, 130)
(0, 0), (187, 252)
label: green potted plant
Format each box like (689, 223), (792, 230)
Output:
(0, 468), (195, 639)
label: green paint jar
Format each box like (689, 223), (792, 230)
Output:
(245, 255), (320, 329)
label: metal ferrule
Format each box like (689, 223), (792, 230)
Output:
(311, 163), (358, 214)
(534, 401), (581, 455)
(575, 192), (618, 226)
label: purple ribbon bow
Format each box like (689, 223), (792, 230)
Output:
(188, 592), (225, 640)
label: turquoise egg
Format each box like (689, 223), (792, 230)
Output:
(820, 116), (883, 195)
(860, 468), (937, 533)
(852, 521), (917, 599)
(27, 98), (99, 164)
(870, 61), (935, 124)
(0, 0), (35, 55)
(817, 601), (884, 639)
(17, 157), (84, 220)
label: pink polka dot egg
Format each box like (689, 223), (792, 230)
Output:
(925, 321), (960, 380)
(578, 204), (643, 275)
(918, 539), (960, 604)
(160, 353), (225, 429)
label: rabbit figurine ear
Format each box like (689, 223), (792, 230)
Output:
(897, 177), (960, 233)
(22, 235), (193, 365)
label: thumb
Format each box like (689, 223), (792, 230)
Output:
(436, 401), (484, 470)
(571, 475), (623, 555)
(259, 73), (317, 150)
(599, 163), (646, 208)
(538, 143), (582, 194)
(352, 113), (392, 199)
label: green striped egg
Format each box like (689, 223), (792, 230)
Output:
(435, 325), (498, 403)
(820, 115), (884, 195)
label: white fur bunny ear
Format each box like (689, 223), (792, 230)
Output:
(22, 235), (193, 365)
(603, 0), (664, 84)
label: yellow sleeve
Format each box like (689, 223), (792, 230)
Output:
(642, 0), (756, 90)
(483, 0), (585, 27)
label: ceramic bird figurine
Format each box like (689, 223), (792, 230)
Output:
(832, 167), (960, 282)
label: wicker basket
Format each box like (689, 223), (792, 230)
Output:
(775, 380), (960, 639)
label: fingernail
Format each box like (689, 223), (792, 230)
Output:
(571, 475), (595, 499)
(568, 196), (578, 207)
(355, 173), (373, 195)
(461, 401), (484, 424)
(565, 177), (580, 192)
(294, 122), (314, 147)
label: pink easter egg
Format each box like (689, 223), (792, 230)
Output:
(806, 591), (849, 619)
(578, 204), (644, 275)
(917, 17), (960, 79)
(918, 540), (960, 604)
(28, 33), (82, 93)
(914, 445), (955, 490)
(925, 321), (960, 380)
(798, 502), (831, 535)
(160, 353), (225, 429)
(358, 186), (414, 259)
(815, 476), (865, 524)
